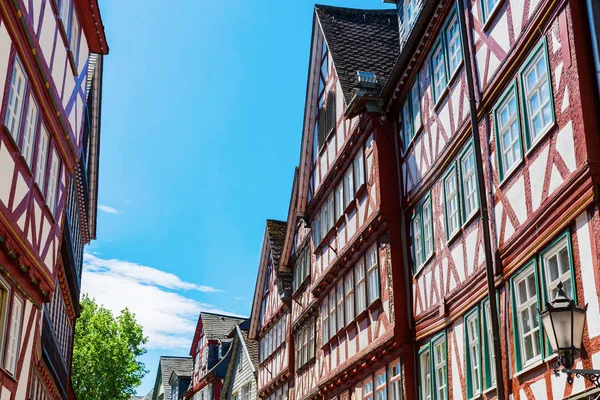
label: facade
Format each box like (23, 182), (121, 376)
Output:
(151, 356), (193, 400)
(248, 220), (292, 400)
(184, 313), (246, 400)
(221, 321), (259, 400)
(0, 0), (107, 398)
(379, 0), (600, 399)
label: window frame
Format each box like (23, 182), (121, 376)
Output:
(4, 294), (23, 375)
(539, 230), (576, 304)
(442, 165), (460, 240)
(458, 141), (479, 223)
(355, 259), (367, 315)
(480, 0), (501, 25)
(443, 9), (463, 78)
(412, 193), (433, 273)
(493, 81), (523, 183)
(518, 38), (555, 150)
(418, 345), (431, 400)
(432, 333), (448, 400)
(389, 359), (403, 400)
(430, 38), (448, 105)
(366, 245), (380, 305)
(5, 58), (27, 142)
(510, 260), (543, 371)
(464, 308), (482, 400)
(375, 368), (387, 400)
(481, 298), (497, 390)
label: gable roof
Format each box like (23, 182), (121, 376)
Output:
(221, 325), (259, 399)
(201, 313), (247, 341)
(152, 357), (193, 400)
(315, 5), (399, 104)
(266, 219), (287, 269)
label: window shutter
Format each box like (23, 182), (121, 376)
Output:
(326, 92), (336, 135)
(318, 107), (327, 149)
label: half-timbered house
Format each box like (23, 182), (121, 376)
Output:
(249, 219), (292, 400)
(184, 312), (246, 400)
(374, 0), (600, 399)
(0, 0), (108, 397)
(221, 320), (259, 400)
(271, 6), (417, 400)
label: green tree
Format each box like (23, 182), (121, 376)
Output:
(72, 294), (148, 400)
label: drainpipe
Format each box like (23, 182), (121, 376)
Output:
(586, 0), (600, 97)
(456, 0), (505, 398)
(392, 119), (417, 400)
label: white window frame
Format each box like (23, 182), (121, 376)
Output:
(343, 166), (355, 209)
(47, 149), (60, 216)
(445, 13), (462, 75)
(363, 379), (374, 400)
(422, 198), (433, 259)
(513, 263), (542, 368)
(5, 60), (26, 140)
(329, 290), (337, 338)
(336, 281), (344, 330)
(321, 302), (329, 345)
(465, 311), (481, 399)
(354, 148), (365, 189)
(375, 369), (387, 400)
(495, 86), (522, 180)
(355, 260), (367, 314)
(344, 271), (354, 324)
(541, 236), (573, 302)
(432, 336), (447, 400)
(460, 145), (478, 220)
(431, 41), (447, 104)
(389, 360), (402, 400)
(419, 349), (431, 400)
(412, 212), (423, 269)
(366, 246), (380, 305)
(443, 168), (459, 239)
(5, 295), (23, 375)
(22, 96), (38, 169)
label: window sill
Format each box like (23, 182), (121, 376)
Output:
(497, 157), (524, 189)
(481, 386), (496, 396)
(446, 228), (461, 246)
(462, 208), (480, 228)
(482, 1), (505, 32)
(413, 253), (435, 278)
(447, 62), (464, 88)
(367, 297), (382, 312)
(2, 125), (20, 152)
(525, 121), (557, 159)
(433, 86), (450, 112)
(514, 357), (543, 378)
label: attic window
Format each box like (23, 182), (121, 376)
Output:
(317, 91), (336, 150)
(357, 71), (378, 88)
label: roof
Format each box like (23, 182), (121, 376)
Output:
(153, 356), (193, 400)
(315, 5), (399, 103)
(201, 313), (247, 341)
(143, 390), (154, 400)
(243, 330), (259, 369)
(266, 220), (287, 269)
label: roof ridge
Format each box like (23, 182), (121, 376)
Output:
(200, 311), (246, 318)
(314, 4), (396, 13)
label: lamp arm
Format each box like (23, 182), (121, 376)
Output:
(555, 368), (600, 388)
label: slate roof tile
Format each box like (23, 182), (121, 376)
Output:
(266, 220), (287, 269)
(315, 5), (399, 103)
(201, 312), (247, 341)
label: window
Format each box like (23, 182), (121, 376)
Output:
(401, 79), (421, 148)
(321, 206), (328, 240)
(355, 260), (367, 314)
(242, 383), (251, 400)
(35, 124), (49, 191)
(376, 370), (387, 400)
(296, 319), (315, 368)
(59, 0), (71, 26)
(335, 182), (344, 220)
(343, 167), (355, 209)
(494, 84), (522, 181)
(445, 13), (462, 74)
(5, 295), (23, 374)
(364, 379), (374, 400)
(540, 233), (574, 302)
(354, 148), (365, 189)
(329, 290), (337, 338)
(321, 302), (329, 344)
(344, 271), (354, 324)
(512, 262), (541, 369)
(293, 247), (310, 292)
(5, 60), (26, 140)
(481, 0), (500, 23)
(336, 281), (344, 329)
(465, 310), (481, 399)
(405, 0), (417, 28)
(431, 41), (447, 104)
(70, 8), (80, 63)
(432, 336), (447, 400)
(47, 149), (60, 215)
(520, 40), (554, 146)
(238, 349), (244, 372)
(22, 96), (38, 168)
(412, 211), (423, 269)
(326, 93), (336, 135)
(460, 145), (478, 220)
(482, 300), (496, 389)
(443, 168), (459, 239)
(313, 214), (321, 247)
(366, 246), (380, 304)
(172, 384), (179, 400)
(419, 348), (431, 400)
(389, 360), (403, 400)
(233, 393), (239, 400)
(260, 318), (285, 363)
(422, 199), (433, 258)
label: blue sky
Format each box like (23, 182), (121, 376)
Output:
(86, 0), (393, 395)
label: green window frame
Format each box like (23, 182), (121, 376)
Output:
(464, 308), (481, 399)
(458, 141), (479, 222)
(412, 193), (433, 273)
(539, 230), (576, 304)
(480, 0), (501, 24)
(444, 9), (463, 76)
(519, 38), (555, 149)
(430, 38), (447, 104)
(493, 81), (523, 182)
(418, 332), (448, 400)
(510, 260), (543, 371)
(443, 166), (460, 240)
(401, 78), (422, 149)
(481, 299), (497, 390)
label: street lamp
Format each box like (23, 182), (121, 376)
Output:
(539, 282), (600, 387)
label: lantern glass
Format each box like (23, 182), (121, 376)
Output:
(540, 310), (558, 352)
(572, 308), (586, 351)
(551, 308), (575, 351)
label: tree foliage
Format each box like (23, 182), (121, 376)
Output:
(72, 294), (148, 400)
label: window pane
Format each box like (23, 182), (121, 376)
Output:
(420, 350), (431, 400)
(22, 97), (38, 168)
(446, 15), (462, 74)
(402, 98), (412, 146)
(345, 272), (355, 322)
(466, 313), (481, 397)
(514, 266), (541, 366)
(543, 237), (573, 301)
(461, 147), (478, 218)
(432, 44), (447, 102)
(413, 213), (423, 268)
(6, 61), (26, 140)
(422, 199), (433, 258)
(367, 247), (380, 304)
(354, 148), (365, 189)
(444, 170), (459, 236)
(355, 261), (366, 313)
(411, 80), (422, 133)
(523, 48), (553, 143)
(496, 90), (522, 176)
(433, 338), (447, 400)
(335, 182), (344, 220)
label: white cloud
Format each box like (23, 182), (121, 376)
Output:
(98, 204), (123, 215)
(81, 253), (240, 350)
